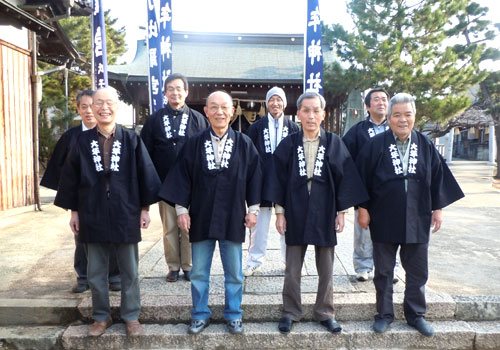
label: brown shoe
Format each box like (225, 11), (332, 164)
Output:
(126, 320), (144, 336)
(88, 318), (112, 336)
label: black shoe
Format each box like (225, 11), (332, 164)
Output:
(183, 270), (191, 281)
(109, 282), (121, 291)
(188, 319), (210, 334)
(166, 270), (179, 282)
(227, 319), (243, 334)
(278, 316), (294, 334)
(71, 283), (89, 293)
(408, 317), (434, 337)
(373, 318), (392, 333)
(319, 318), (342, 333)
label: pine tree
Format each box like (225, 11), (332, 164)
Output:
(323, 0), (497, 128)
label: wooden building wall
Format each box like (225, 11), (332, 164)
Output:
(0, 40), (34, 211)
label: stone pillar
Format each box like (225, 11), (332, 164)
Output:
(489, 123), (497, 165)
(445, 128), (454, 163)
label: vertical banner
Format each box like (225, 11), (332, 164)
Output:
(304, 0), (323, 95)
(92, 0), (108, 89)
(158, 0), (173, 107)
(147, 0), (172, 113)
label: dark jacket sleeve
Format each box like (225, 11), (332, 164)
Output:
(40, 130), (73, 190)
(428, 141), (465, 210)
(331, 136), (369, 211)
(136, 135), (161, 207)
(244, 136), (262, 207)
(157, 140), (193, 208)
(53, 141), (81, 211)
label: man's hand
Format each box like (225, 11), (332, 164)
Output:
(358, 207), (370, 229)
(70, 211), (79, 235)
(335, 212), (345, 232)
(245, 213), (257, 229)
(140, 209), (151, 229)
(177, 213), (191, 233)
(431, 209), (443, 233)
(276, 213), (286, 235)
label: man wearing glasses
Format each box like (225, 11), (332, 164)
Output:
(55, 87), (161, 337)
(141, 73), (209, 283)
(159, 91), (262, 335)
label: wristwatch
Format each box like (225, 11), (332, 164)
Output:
(248, 209), (259, 216)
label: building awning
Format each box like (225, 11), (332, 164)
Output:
(0, 0), (54, 37)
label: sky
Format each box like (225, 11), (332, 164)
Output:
(103, 0), (499, 64)
(104, 0), (347, 62)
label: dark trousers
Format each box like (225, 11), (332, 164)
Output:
(282, 245), (335, 321)
(372, 242), (428, 323)
(74, 238), (120, 285)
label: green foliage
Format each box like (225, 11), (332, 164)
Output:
(39, 11), (126, 168)
(323, 0), (497, 127)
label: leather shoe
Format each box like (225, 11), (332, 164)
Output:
(408, 317), (434, 337)
(71, 283), (89, 293)
(188, 319), (210, 334)
(227, 319), (243, 334)
(109, 282), (121, 291)
(166, 270), (179, 282)
(278, 316), (294, 334)
(373, 318), (392, 333)
(126, 320), (144, 336)
(88, 318), (112, 336)
(319, 318), (342, 333)
(183, 270), (191, 281)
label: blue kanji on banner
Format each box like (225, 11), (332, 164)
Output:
(147, 0), (173, 113)
(92, 0), (108, 89)
(304, 0), (323, 95)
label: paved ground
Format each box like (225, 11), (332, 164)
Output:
(0, 160), (498, 304)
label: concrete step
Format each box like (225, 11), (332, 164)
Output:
(0, 326), (65, 350)
(77, 292), (500, 324)
(60, 320), (500, 350)
(0, 298), (80, 326)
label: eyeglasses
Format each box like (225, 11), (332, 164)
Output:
(93, 100), (116, 107)
(208, 105), (232, 113)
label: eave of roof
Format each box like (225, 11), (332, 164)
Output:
(0, 0), (54, 37)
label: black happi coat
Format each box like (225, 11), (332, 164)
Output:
(356, 130), (464, 244)
(247, 115), (300, 207)
(141, 104), (209, 181)
(342, 117), (388, 161)
(41, 125), (83, 190)
(54, 125), (161, 244)
(158, 128), (262, 243)
(268, 129), (369, 247)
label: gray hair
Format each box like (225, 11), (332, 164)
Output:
(388, 93), (416, 117)
(296, 91), (326, 110)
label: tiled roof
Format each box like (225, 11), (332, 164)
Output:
(109, 32), (335, 83)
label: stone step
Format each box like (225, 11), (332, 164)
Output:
(0, 298), (80, 326)
(78, 292), (500, 323)
(60, 320), (500, 350)
(0, 325), (65, 350)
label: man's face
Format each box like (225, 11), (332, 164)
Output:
(388, 102), (415, 140)
(367, 91), (388, 119)
(92, 89), (117, 127)
(297, 97), (325, 135)
(204, 92), (234, 132)
(77, 95), (96, 128)
(267, 95), (285, 118)
(165, 78), (188, 108)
